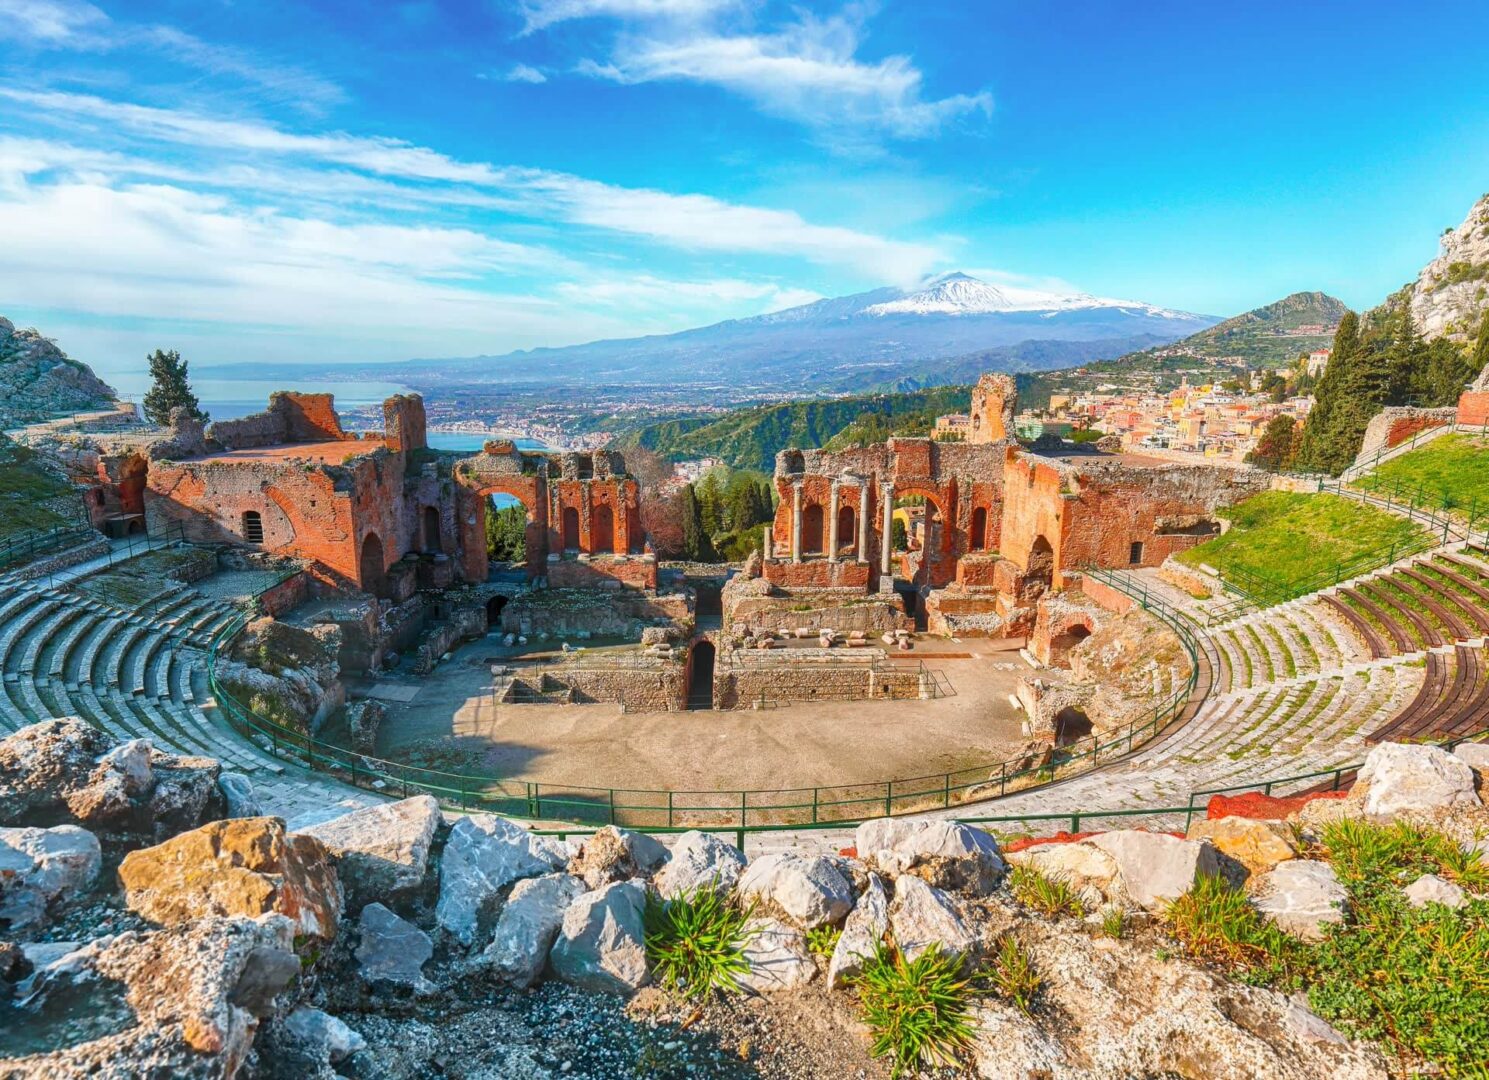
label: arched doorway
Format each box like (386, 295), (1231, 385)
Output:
(1027, 534), (1054, 594)
(592, 503), (615, 554)
(486, 595), (508, 630)
(970, 507), (987, 551)
(562, 506), (580, 552)
(423, 506), (442, 554)
(486, 495), (529, 571)
(360, 533), (386, 598)
(687, 640), (715, 709)
(837, 505), (856, 555)
(1049, 623), (1092, 665)
(801, 503), (824, 555)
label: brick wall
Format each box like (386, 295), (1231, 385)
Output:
(548, 555), (659, 590)
(1460, 390), (1489, 427)
(382, 394), (427, 453)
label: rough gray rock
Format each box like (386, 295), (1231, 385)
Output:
(262, 1005), (368, 1077)
(887, 875), (974, 962)
(1007, 838), (1128, 911)
(217, 773), (262, 818)
(0, 824), (101, 929)
(735, 917), (816, 993)
(736, 853), (854, 930)
(828, 872), (889, 989)
(0, 316), (117, 426)
(480, 872), (585, 988)
(356, 901), (435, 992)
(1408, 192), (1489, 341)
(0, 915), (299, 1079)
(299, 795), (441, 912)
(854, 818), (1006, 896)
(436, 814), (566, 946)
(1253, 861), (1347, 941)
(652, 831), (746, 898)
(1403, 872), (1467, 910)
(1085, 830), (1224, 912)
(566, 825), (669, 890)
(1356, 742), (1480, 820)
(548, 880), (649, 994)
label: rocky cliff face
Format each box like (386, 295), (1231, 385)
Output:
(1408, 192), (1489, 341)
(0, 317), (116, 426)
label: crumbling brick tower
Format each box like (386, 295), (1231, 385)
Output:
(968, 373), (1017, 444)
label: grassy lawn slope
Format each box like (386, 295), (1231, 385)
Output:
(1354, 433), (1489, 522)
(1177, 490), (1429, 592)
(0, 437), (76, 540)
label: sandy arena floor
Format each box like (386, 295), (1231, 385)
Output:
(365, 636), (1031, 792)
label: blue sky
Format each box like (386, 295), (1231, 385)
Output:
(2, 0), (1488, 380)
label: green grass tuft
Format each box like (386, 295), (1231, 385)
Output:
(1009, 864), (1086, 918)
(985, 933), (1041, 1014)
(805, 924), (841, 958)
(642, 884), (756, 1000)
(855, 942), (975, 1078)
(1099, 906), (1128, 939)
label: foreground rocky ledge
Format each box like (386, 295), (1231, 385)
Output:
(2, 716), (1485, 1077)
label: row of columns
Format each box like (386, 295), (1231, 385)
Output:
(785, 477), (875, 564)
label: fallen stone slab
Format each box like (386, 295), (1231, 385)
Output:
(1356, 742), (1479, 820)
(1403, 872), (1467, 910)
(1006, 838), (1126, 911)
(736, 917), (816, 993)
(0, 824), (101, 930)
(888, 875), (975, 963)
(217, 772), (262, 818)
(1187, 816), (1297, 877)
(436, 814), (566, 946)
(299, 795), (441, 912)
(118, 816), (340, 940)
(356, 901), (435, 991)
(567, 825), (669, 890)
(652, 831), (747, 898)
(481, 872), (585, 988)
(548, 880), (649, 994)
(1084, 830), (1223, 913)
(855, 818), (1005, 896)
(736, 853), (854, 929)
(828, 872), (889, 989)
(1253, 860), (1347, 941)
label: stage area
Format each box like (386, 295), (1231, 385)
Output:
(358, 637), (1031, 792)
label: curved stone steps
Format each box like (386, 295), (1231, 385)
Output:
(48, 609), (102, 682)
(73, 618), (126, 689)
(18, 605), (84, 677)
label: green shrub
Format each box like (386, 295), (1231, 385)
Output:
(985, 933), (1041, 1014)
(855, 942), (975, 1077)
(1009, 864), (1085, 918)
(805, 924), (841, 958)
(1164, 873), (1298, 976)
(642, 884), (755, 999)
(1099, 906), (1128, 939)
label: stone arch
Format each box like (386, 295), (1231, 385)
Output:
(1049, 621), (1093, 665)
(801, 503), (825, 555)
(422, 506), (441, 554)
(592, 502), (616, 554)
(687, 639), (716, 709)
(1026, 534), (1055, 594)
(562, 506), (580, 552)
(486, 595), (508, 628)
(360, 532), (386, 598)
(242, 510), (264, 544)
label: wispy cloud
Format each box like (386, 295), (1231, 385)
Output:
(0, 0), (344, 111)
(479, 63), (549, 84)
(518, 0), (737, 34)
(2, 88), (942, 279)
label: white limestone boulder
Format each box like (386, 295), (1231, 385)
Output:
(1252, 861), (1347, 941)
(481, 872), (585, 988)
(653, 831), (747, 898)
(217, 773), (262, 818)
(548, 880), (650, 994)
(888, 875), (975, 963)
(1084, 830), (1224, 913)
(1356, 742), (1479, 820)
(1404, 872), (1467, 910)
(1187, 816), (1298, 876)
(827, 873), (889, 989)
(855, 818), (1006, 896)
(736, 853), (854, 929)
(356, 901), (435, 992)
(736, 917), (816, 993)
(299, 795), (442, 912)
(0, 824), (101, 929)
(567, 825), (669, 889)
(436, 814), (566, 945)
(1006, 839), (1127, 911)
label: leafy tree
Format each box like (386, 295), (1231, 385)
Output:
(1245, 415), (1298, 471)
(891, 517), (908, 552)
(142, 348), (207, 426)
(1475, 310), (1489, 375)
(484, 503), (527, 562)
(679, 484), (714, 562)
(696, 473), (723, 537)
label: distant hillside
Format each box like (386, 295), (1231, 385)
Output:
(1105, 291), (1347, 372)
(0, 317), (116, 426)
(612, 386), (972, 471)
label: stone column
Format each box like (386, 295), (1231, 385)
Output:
(762, 523), (773, 560)
(880, 482), (894, 576)
(857, 480), (870, 563)
(827, 480), (841, 563)
(791, 482), (803, 563)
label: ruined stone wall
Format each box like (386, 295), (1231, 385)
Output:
(255, 571), (310, 618)
(382, 394), (427, 454)
(205, 409), (287, 451)
(274, 392), (347, 442)
(412, 607), (487, 675)
(968, 372), (1016, 444)
(723, 591), (910, 634)
(1459, 373), (1489, 426)
(547, 555), (659, 590)
(717, 658), (923, 709)
(500, 588), (692, 640)
(540, 665), (686, 712)
(1355, 406), (1458, 463)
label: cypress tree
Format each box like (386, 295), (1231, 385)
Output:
(142, 349), (207, 426)
(679, 484), (714, 562)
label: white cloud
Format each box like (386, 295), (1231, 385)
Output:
(2, 89), (943, 280)
(553, 274), (821, 312)
(518, 0), (736, 34)
(482, 63), (548, 83)
(589, 10), (991, 139)
(0, 0), (343, 111)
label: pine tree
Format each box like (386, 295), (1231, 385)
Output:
(142, 349), (207, 426)
(679, 484), (714, 562)
(1246, 415), (1297, 471)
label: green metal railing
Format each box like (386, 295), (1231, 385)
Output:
(0, 524), (97, 572)
(206, 567), (1204, 829)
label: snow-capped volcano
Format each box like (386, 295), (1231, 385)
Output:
(861, 272), (1189, 319)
